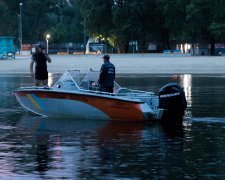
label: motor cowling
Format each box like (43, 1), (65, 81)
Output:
(159, 83), (187, 119)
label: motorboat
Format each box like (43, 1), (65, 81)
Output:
(14, 70), (187, 121)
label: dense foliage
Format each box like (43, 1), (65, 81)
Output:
(0, 0), (225, 54)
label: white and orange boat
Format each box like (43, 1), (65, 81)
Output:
(14, 70), (187, 121)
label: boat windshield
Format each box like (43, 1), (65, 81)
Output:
(80, 70), (100, 89)
(53, 69), (120, 92)
(80, 69), (120, 92)
(52, 70), (80, 90)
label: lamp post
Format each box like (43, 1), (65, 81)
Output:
(18, 14), (20, 52)
(83, 19), (86, 54)
(101, 37), (105, 54)
(19, 3), (23, 55)
(46, 34), (50, 54)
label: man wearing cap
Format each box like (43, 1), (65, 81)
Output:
(98, 55), (115, 93)
(30, 45), (52, 86)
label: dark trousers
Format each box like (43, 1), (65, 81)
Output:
(100, 86), (113, 93)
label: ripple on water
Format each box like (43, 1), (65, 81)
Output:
(0, 74), (225, 178)
(191, 117), (225, 123)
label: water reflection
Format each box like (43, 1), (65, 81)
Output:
(35, 131), (51, 174)
(14, 116), (186, 179)
(48, 73), (54, 87)
(180, 74), (192, 108)
(2, 74), (225, 178)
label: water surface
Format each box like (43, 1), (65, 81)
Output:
(1, 74), (225, 179)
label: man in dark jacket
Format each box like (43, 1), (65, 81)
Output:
(98, 55), (115, 93)
(30, 45), (52, 86)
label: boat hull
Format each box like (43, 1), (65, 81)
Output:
(14, 90), (155, 121)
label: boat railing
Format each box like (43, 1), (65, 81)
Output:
(19, 86), (51, 90)
(80, 88), (116, 96)
(19, 70), (155, 99)
(51, 69), (155, 98)
(116, 88), (154, 97)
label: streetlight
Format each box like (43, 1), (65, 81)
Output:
(19, 3), (23, 55)
(46, 34), (50, 54)
(101, 37), (105, 53)
(83, 19), (86, 54)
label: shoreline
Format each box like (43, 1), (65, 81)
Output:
(0, 55), (225, 74)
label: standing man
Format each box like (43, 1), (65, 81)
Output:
(30, 45), (52, 86)
(98, 55), (115, 93)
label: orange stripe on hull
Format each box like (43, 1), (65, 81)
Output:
(15, 91), (144, 121)
(87, 98), (143, 121)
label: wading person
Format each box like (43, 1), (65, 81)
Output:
(98, 54), (115, 93)
(30, 45), (52, 86)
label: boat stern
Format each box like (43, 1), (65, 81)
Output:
(139, 103), (156, 121)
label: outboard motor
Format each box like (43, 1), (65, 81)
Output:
(159, 83), (187, 120)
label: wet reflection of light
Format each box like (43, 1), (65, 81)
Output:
(183, 120), (192, 130)
(48, 73), (54, 87)
(56, 135), (61, 157)
(180, 74), (192, 108)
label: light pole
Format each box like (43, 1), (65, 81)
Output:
(46, 34), (50, 54)
(83, 19), (86, 54)
(101, 37), (105, 54)
(18, 14), (20, 52)
(19, 3), (23, 55)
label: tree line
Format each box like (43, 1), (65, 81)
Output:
(0, 0), (225, 54)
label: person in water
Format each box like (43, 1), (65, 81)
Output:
(98, 54), (115, 93)
(30, 45), (52, 86)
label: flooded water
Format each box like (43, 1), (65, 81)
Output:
(1, 73), (225, 179)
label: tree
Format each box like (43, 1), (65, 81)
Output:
(0, 0), (21, 37)
(156, 0), (190, 50)
(77, 0), (160, 53)
(1, 0), (225, 55)
(59, 1), (84, 42)
(185, 0), (225, 55)
(0, 0), (84, 44)
(208, 0), (225, 42)
(52, 23), (67, 43)
(76, 0), (113, 36)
